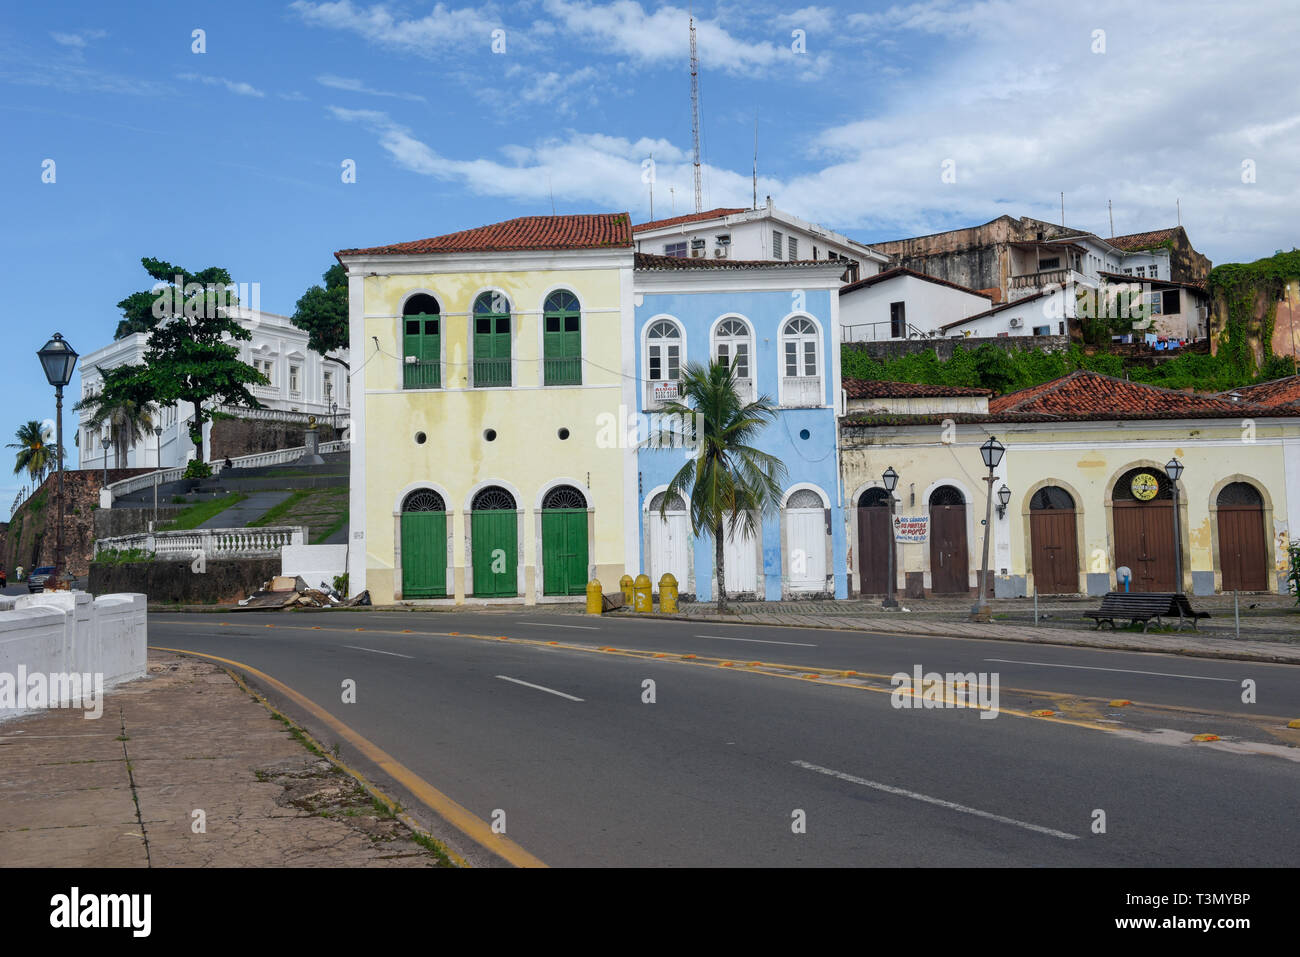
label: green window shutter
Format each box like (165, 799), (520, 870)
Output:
(543, 313), (581, 385)
(403, 314), (440, 389)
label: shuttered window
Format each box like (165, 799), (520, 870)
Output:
(402, 294), (442, 389)
(543, 290), (581, 386)
(473, 292), (512, 387)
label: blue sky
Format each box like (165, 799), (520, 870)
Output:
(2, 0), (1298, 504)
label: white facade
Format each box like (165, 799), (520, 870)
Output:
(77, 307), (348, 470)
(633, 201), (889, 282)
(840, 270), (993, 341)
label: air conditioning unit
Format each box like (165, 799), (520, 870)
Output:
(713, 247), (728, 258)
(1008, 317), (1023, 328)
(691, 247), (705, 258)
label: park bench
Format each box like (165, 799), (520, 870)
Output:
(1084, 592), (1211, 632)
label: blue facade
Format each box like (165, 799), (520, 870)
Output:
(633, 281), (848, 601)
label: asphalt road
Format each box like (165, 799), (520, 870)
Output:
(149, 609), (1300, 867)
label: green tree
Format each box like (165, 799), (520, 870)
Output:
(653, 360), (787, 611)
(8, 420), (58, 482)
(291, 263), (349, 368)
(96, 258), (266, 463)
(72, 389), (155, 468)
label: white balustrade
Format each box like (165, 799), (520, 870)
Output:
(95, 526), (306, 560)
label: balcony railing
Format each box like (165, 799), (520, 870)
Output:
(95, 525), (306, 561)
(403, 359), (441, 390)
(645, 378), (684, 410)
(1010, 268), (1069, 289)
(734, 376), (755, 405)
(474, 357), (512, 387)
(543, 356), (582, 386)
(782, 376), (823, 407)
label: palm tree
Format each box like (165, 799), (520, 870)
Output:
(74, 389), (154, 469)
(8, 420), (58, 482)
(654, 359), (787, 612)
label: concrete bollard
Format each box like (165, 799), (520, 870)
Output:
(586, 579), (603, 616)
(658, 573), (679, 614)
(633, 574), (653, 613)
(619, 574), (635, 606)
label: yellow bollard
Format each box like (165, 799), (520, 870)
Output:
(633, 574), (653, 613)
(619, 574), (635, 606)
(658, 573), (679, 614)
(586, 579), (603, 616)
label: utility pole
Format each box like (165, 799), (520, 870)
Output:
(1108, 199), (1114, 238)
(1060, 191), (1065, 226)
(753, 118), (759, 210)
(690, 10), (702, 213)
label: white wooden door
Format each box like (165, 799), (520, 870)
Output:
(787, 508), (828, 593)
(648, 507), (689, 591)
(722, 519), (760, 596)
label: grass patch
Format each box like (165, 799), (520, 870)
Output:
(159, 493), (247, 530)
(252, 487), (348, 544)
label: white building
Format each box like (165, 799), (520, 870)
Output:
(77, 307), (349, 470)
(840, 268), (993, 341)
(632, 198), (889, 283)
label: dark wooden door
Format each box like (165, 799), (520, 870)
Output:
(1113, 502), (1176, 592)
(929, 504), (968, 594)
(856, 507), (891, 595)
(1218, 506), (1267, 591)
(1030, 510), (1079, 594)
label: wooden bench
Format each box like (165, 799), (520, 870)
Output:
(1084, 592), (1211, 632)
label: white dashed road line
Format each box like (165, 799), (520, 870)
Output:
(696, 634), (818, 647)
(343, 645), (415, 659)
(983, 658), (1236, 682)
(495, 675), (585, 702)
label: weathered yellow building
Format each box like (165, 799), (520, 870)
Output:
(336, 214), (636, 604)
(840, 372), (1300, 597)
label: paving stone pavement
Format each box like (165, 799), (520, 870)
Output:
(0, 652), (445, 867)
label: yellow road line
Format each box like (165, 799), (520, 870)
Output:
(151, 645), (548, 869)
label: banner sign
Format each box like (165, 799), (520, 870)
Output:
(893, 515), (928, 543)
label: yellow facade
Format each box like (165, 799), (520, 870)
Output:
(841, 418), (1296, 597)
(349, 259), (633, 604)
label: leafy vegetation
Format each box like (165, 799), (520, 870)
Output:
(158, 493), (247, 531)
(251, 487), (348, 544)
(1207, 249), (1300, 374)
(1287, 541), (1300, 607)
(183, 459), (214, 479)
(291, 263), (349, 369)
(8, 420), (58, 482)
(93, 547), (156, 565)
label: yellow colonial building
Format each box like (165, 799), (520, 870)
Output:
(336, 214), (637, 604)
(840, 372), (1300, 598)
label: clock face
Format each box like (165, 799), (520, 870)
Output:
(1130, 472), (1161, 501)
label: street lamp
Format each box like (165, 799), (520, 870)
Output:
(37, 333), (78, 591)
(101, 431), (111, 485)
(972, 436), (1006, 620)
(882, 466), (899, 609)
(996, 483), (1011, 519)
(1166, 456), (1184, 593)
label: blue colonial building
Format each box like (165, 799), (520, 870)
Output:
(632, 253), (849, 600)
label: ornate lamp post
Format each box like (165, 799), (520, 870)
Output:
(882, 466), (899, 609)
(972, 436), (1006, 621)
(1166, 456), (1184, 593)
(996, 484), (1011, 519)
(101, 431), (111, 485)
(37, 333), (78, 591)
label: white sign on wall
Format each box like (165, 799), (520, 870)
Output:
(652, 380), (679, 402)
(893, 515), (929, 543)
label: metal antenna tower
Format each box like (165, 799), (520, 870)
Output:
(690, 11), (702, 213)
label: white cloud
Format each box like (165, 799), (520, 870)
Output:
(50, 29), (107, 49)
(290, 0), (499, 52)
(317, 74), (427, 102)
(177, 73), (266, 97)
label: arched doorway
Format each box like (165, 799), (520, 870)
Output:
(1217, 482), (1267, 591)
(1029, 485), (1079, 594)
(646, 491), (689, 591)
(928, 485), (968, 594)
(856, 487), (892, 595)
(1112, 467), (1176, 592)
(470, 486), (517, 597)
(785, 488), (828, 594)
(400, 489), (447, 598)
(541, 485), (589, 596)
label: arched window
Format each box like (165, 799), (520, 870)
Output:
(645, 319), (683, 408)
(1217, 482), (1263, 507)
(542, 485), (587, 509)
(472, 292), (512, 387)
(930, 485), (965, 506)
(1113, 467), (1172, 501)
(1030, 485), (1075, 510)
(649, 490), (686, 511)
(780, 316), (820, 406)
(859, 487), (891, 508)
(714, 317), (751, 378)
(543, 290), (581, 386)
(402, 294), (441, 390)
(402, 489), (446, 512)
(786, 488), (824, 509)
(472, 485), (516, 510)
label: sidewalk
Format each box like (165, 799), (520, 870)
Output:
(0, 652), (451, 867)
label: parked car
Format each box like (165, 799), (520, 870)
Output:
(27, 566), (57, 592)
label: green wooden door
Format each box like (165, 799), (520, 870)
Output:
(401, 511), (446, 598)
(471, 510), (517, 596)
(403, 314), (441, 389)
(543, 314), (581, 385)
(473, 315), (511, 386)
(542, 509), (588, 596)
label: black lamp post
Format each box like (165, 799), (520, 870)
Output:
(1166, 456), (1184, 593)
(101, 432), (111, 485)
(37, 333), (78, 591)
(996, 483), (1011, 519)
(882, 466), (899, 609)
(972, 436), (1006, 620)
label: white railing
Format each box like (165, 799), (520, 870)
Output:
(95, 525), (306, 561)
(734, 377), (755, 405)
(782, 376), (824, 407)
(101, 440), (350, 506)
(214, 404), (349, 425)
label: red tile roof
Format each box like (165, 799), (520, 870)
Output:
(632, 207), (748, 231)
(634, 252), (831, 271)
(839, 266), (992, 299)
(1218, 375), (1300, 408)
(989, 370), (1252, 418)
(844, 379), (991, 399)
(1106, 227), (1179, 251)
(336, 213), (632, 257)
